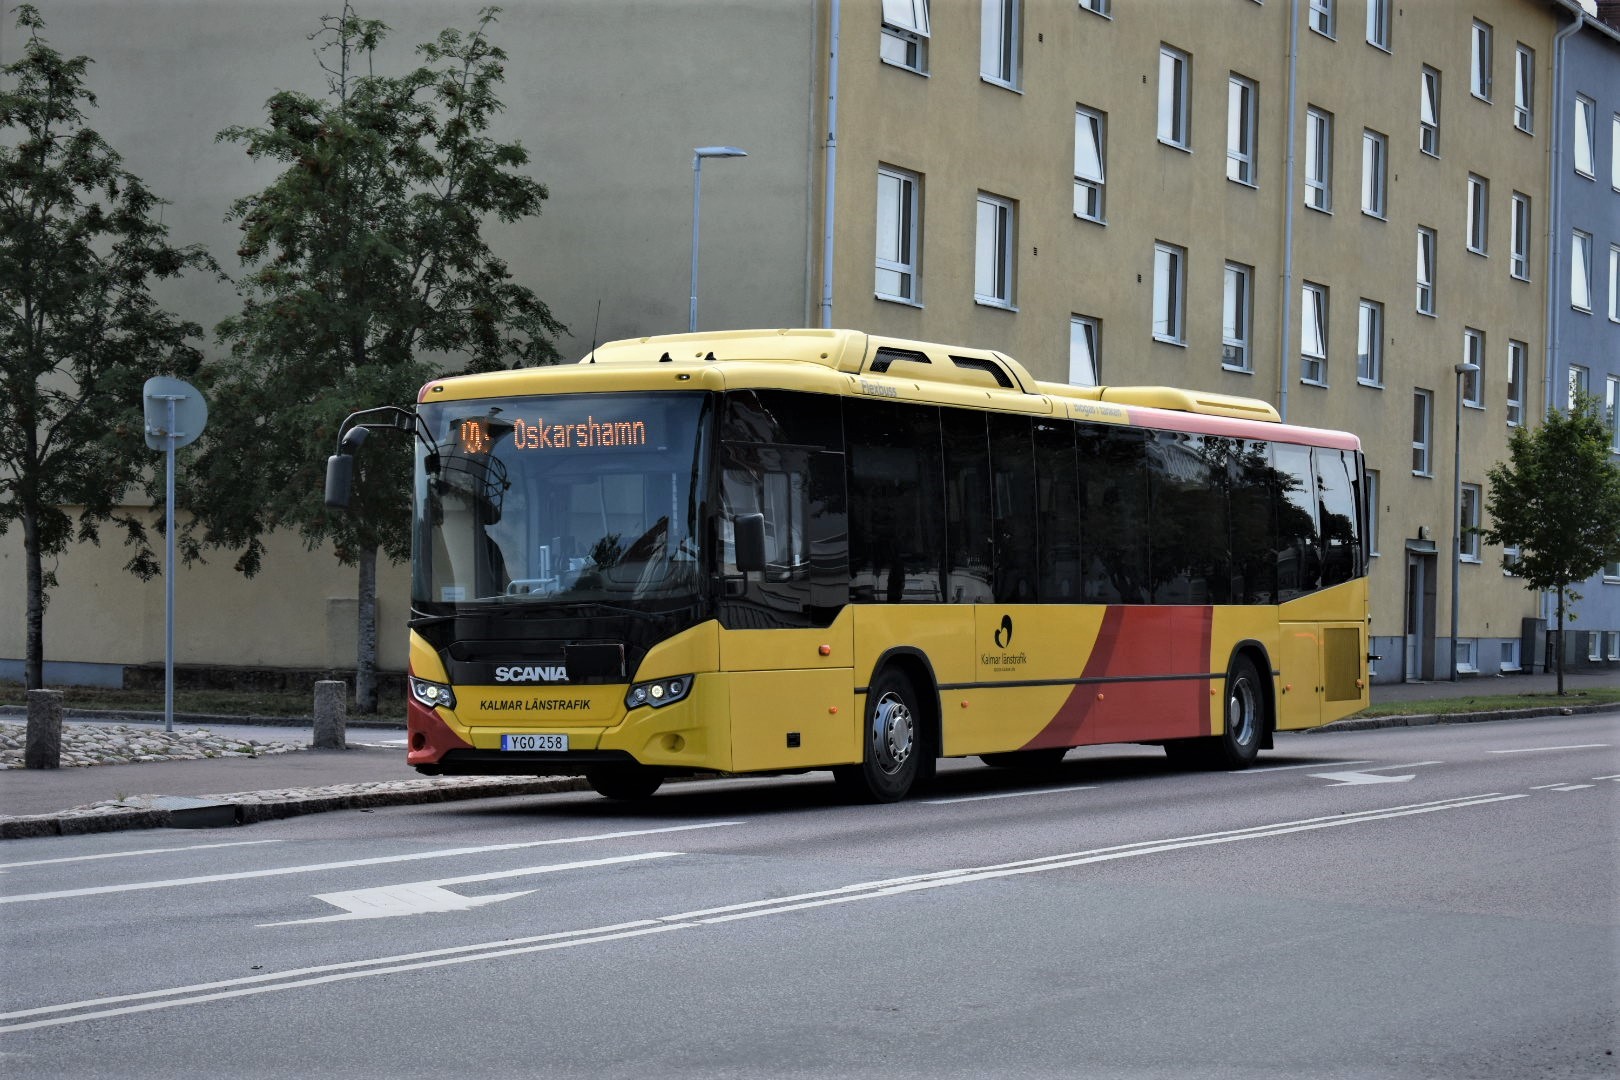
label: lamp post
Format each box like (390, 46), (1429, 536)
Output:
(1451, 360), (1479, 681)
(689, 146), (748, 332)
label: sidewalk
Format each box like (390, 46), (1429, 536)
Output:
(2, 668), (1615, 839)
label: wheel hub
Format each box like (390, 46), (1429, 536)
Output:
(871, 693), (913, 774)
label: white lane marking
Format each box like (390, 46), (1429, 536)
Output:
(0, 791), (1527, 1033)
(923, 785), (1096, 805)
(1309, 761), (1442, 786)
(1487, 744), (1611, 754)
(1545, 784), (1596, 792)
(0, 840), (285, 871)
(1238, 760), (1373, 774)
(0, 822), (741, 906)
(262, 852), (681, 926)
(1596, 775), (1620, 781)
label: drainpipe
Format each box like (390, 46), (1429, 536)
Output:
(819, 0), (841, 329)
(1276, 0), (1301, 422)
(1540, 7), (1583, 634)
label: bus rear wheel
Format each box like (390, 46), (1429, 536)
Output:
(584, 764), (664, 801)
(834, 669), (926, 803)
(1164, 655), (1266, 771)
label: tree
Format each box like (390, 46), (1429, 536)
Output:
(191, 4), (564, 712)
(1478, 391), (1620, 694)
(0, 5), (217, 690)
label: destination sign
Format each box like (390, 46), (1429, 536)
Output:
(457, 416), (650, 454)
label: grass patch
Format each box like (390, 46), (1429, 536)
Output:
(0, 684), (405, 719)
(1355, 687), (1620, 718)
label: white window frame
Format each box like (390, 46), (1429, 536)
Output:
(1456, 640), (1479, 675)
(1417, 225), (1437, 315)
(1158, 46), (1191, 150)
(1366, 0), (1390, 51)
(1513, 44), (1533, 133)
(1357, 299), (1383, 386)
(1574, 95), (1595, 178)
(875, 166), (921, 304)
(1510, 191), (1531, 281)
(1572, 229), (1592, 313)
(1588, 634), (1603, 662)
(1607, 374), (1620, 453)
(1069, 315), (1101, 386)
(1606, 560), (1620, 583)
(1569, 364), (1590, 409)
(1413, 388), (1434, 476)
(1506, 339), (1526, 427)
(1610, 244), (1619, 322)
(1613, 115), (1619, 190)
(1470, 20), (1492, 102)
(1466, 174), (1488, 255)
(1462, 328), (1484, 409)
(1361, 129), (1387, 218)
(1223, 261), (1253, 372)
(980, 0), (1020, 89)
(1301, 281), (1328, 385)
(1460, 483), (1481, 563)
(881, 0), (931, 73)
(1308, 0), (1335, 38)
(1074, 107), (1106, 223)
(1152, 241), (1187, 345)
(1366, 468), (1380, 556)
(1078, 0), (1110, 15)
(1608, 632), (1620, 662)
(1420, 66), (1441, 156)
(1500, 640), (1521, 671)
(974, 192), (1016, 308)
(1305, 108), (1332, 211)
(1227, 75), (1258, 186)
(1504, 544), (1522, 577)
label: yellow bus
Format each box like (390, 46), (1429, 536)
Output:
(327, 328), (1369, 801)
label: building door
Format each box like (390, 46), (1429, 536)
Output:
(1405, 548), (1436, 681)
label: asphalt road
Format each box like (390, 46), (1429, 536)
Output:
(2, 713), (1616, 1080)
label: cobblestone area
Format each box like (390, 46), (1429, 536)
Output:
(0, 720), (304, 769)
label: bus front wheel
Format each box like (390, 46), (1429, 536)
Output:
(1164, 655), (1266, 770)
(585, 764), (664, 801)
(834, 669), (925, 803)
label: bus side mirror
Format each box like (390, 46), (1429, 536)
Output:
(324, 425), (370, 511)
(734, 513), (767, 573)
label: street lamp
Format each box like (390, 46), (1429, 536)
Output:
(1450, 360), (1479, 682)
(689, 146), (748, 332)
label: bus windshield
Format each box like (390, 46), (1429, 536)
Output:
(412, 392), (712, 613)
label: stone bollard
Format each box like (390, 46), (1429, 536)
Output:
(25, 689), (64, 770)
(312, 680), (347, 750)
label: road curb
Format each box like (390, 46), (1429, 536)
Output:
(1313, 701), (1612, 732)
(0, 775), (592, 840)
(0, 705), (405, 730)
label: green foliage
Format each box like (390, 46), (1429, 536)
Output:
(0, 5), (219, 686)
(190, 4), (565, 576)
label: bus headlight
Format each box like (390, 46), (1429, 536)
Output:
(625, 675), (693, 710)
(409, 676), (457, 711)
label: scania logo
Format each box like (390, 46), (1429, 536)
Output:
(494, 665), (568, 683)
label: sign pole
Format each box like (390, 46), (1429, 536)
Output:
(142, 377), (206, 736)
(165, 398), (177, 733)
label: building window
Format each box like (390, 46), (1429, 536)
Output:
(1223, 262), (1253, 371)
(1607, 561), (1620, 582)
(1366, 468), (1380, 556)
(1413, 388), (1434, 475)
(1470, 20), (1492, 101)
(1570, 364), (1590, 409)
(1500, 640), (1521, 670)
(1513, 45), (1533, 132)
(881, 0), (930, 72)
(1153, 241), (1186, 344)
(1609, 632), (1620, 660)
(1070, 315), (1101, 386)
(1306, 107), (1333, 211)
(1158, 46), (1191, 149)
(1607, 375), (1620, 452)
(875, 167), (920, 303)
(1613, 115), (1619, 189)
(1308, 0), (1335, 37)
(1361, 129), (1387, 218)
(1301, 281), (1328, 385)
(1506, 339), (1526, 426)
(1460, 483), (1481, 562)
(980, 0), (1020, 88)
(1466, 174), (1488, 255)
(974, 193), (1015, 307)
(1227, 75), (1258, 185)
(1572, 230), (1592, 312)
(1357, 299), (1383, 386)
(1610, 245), (1619, 321)
(1367, 0), (1390, 50)
(1510, 192), (1531, 280)
(1504, 545), (1522, 576)
(1074, 107), (1106, 222)
(1417, 226), (1437, 315)
(1588, 634), (1603, 662)
(1420, 66), (1441, 156)
(1079, 0), (1110, 15)
(1456, 640), (1479, 674)
(1462, 328), (1484, 408)
(1574, 95), (1595, 178)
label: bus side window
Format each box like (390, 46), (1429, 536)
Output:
(1033, 419), (1081, 603)
(1315, 447), (1362, 586)
(1274, 442), (1321, 601)
(846, 399), (945, 604)
(1078, 425), (1150, 604)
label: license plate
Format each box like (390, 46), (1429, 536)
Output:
(501, 734), (569, 752)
